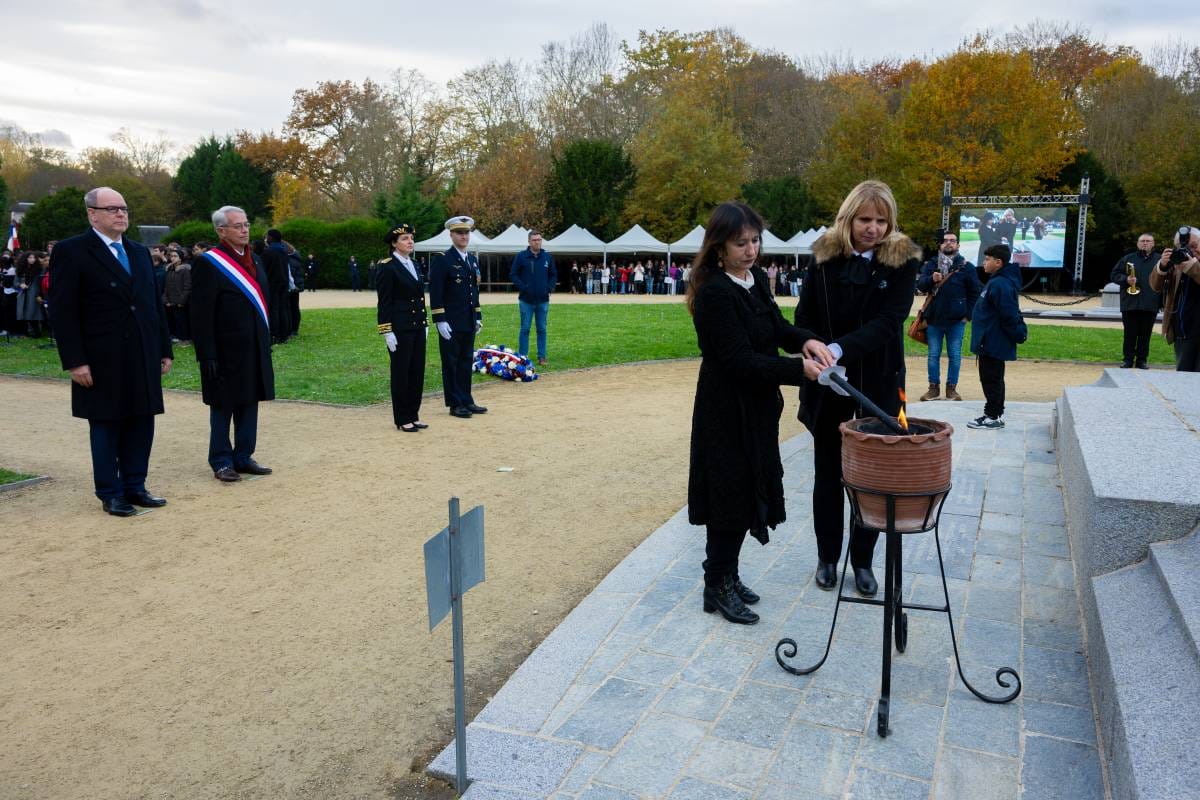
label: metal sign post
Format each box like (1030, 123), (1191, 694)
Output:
(424, 498), (485, 797)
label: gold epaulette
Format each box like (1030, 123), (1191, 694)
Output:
(377, 323), (393, 334)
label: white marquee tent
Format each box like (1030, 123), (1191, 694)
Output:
(669, 225), (706, 253)
(787, 227), (827, 254)
(760, 229), (794, 256)
(474, 224), (531, 254)
(606, 224), (670, 254)
(544, 224), (607, 254)
(413, 228), (492, 253)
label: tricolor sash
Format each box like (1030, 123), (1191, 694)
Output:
(203, 248), (269, 331)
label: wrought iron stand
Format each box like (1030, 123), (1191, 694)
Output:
(775, 481), (1021, 737)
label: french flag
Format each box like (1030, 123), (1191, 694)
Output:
(5, 222), (17, 252)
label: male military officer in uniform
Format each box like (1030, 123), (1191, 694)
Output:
(430, 216), (486, 418)
(49, 186), (174, 516)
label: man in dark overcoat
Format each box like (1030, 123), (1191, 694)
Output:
(49, 186), (174, 516)
(261, 228), (292, 344)
(190, 205), (275, 482)
(430, 215), (486, 418)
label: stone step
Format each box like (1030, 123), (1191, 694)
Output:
(1149, 530), (1200, 659)
(1093, 560), (1200, 800)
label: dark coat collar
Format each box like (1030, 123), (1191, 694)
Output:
(86, 228), (134, 284)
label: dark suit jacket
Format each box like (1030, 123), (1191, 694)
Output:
(429, 247), (481, 332)
(48, 229), (173, 421)
(190, 245), (275, 408)
(376, 255), (428, 334)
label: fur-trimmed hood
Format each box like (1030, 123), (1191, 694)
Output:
(811, 231), (921, 269)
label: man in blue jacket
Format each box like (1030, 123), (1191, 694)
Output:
(510, 230), (557, 365)
(917, 231), (982, 401)
(968, 244), (1028, 430)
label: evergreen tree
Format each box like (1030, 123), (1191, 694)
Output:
(545, 139), (634, 240)
(18, 187), (88, 248)
(371, 173), (447, 240)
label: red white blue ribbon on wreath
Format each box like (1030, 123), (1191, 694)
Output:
(473, 345), (538, 382)
(203, 248), (270, 331)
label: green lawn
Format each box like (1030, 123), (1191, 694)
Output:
(0, 305), (1170, 406)
(0, 468), (36, 485)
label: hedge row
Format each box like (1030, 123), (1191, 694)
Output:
(163, 217), (393, 289)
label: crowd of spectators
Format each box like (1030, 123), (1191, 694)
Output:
(558, 259), (803, 297)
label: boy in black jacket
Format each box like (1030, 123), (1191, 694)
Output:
(968, 244), (1028, 429)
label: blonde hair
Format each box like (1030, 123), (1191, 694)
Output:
(827, 180), (899, 257)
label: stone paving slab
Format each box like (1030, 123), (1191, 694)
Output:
(430, 401), (1106, 799)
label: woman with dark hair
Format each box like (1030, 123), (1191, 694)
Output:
(687, 201), (823, 625)
(15, 250), (45, 337)
(163, 247), (192, 343)
(976, 211), (999, 266)
(376, 224), (429, 432)
(794, 180), (920, 597)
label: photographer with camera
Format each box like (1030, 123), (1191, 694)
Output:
(1109, 233), (1161, 369)
(1151, 226), (1200, 372)
(917, 230), (982, 401)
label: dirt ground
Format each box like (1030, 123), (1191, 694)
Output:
(0, 303), (1117, 800)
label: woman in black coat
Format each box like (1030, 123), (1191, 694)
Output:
(688, 202), (824, 625)
(794, 180), (920, 597)
(376, 224), (429, 432)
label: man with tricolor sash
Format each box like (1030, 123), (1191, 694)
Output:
(190, 205), (276, 482)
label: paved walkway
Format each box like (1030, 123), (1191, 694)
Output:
(431, 401), (1106, 799)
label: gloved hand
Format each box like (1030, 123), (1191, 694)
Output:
(200, 360), (220, 381)
(437, 321), (452, 340)
(383, 332), (397, 352)
(474, 320), (483, 334)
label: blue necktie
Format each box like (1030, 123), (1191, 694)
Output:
(111, 241), (131, 274)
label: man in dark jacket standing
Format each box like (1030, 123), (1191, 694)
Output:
(1109, 233), (1161, 369)
(191, 205), (275, 481)
(510, 230), (557, 365)
(49, 186), (173, 516)
(431, 216), (486, 418)
(917, 231), (982, 401)
(969, 245), (1028, 430)
(262, 229), (292, 344)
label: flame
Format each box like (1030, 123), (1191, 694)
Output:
(897, 388), (910, 432)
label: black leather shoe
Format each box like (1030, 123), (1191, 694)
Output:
(125, 490), (166, 507)
(413, 421), (429, 429)
(702, 576), (759, 625)
(235, 460), (273, 475)
(815, 561), (837, 590)
(466, 403), (488, 414)
(102, 498), (137, 517)
(398, 423), (419, 432)
(1121, 361), (1133, 368)
(1136, 362), (1149, 370)
(854, 567), (878, 597)
(450, 406), (472, 418)
(733, 578), (760, 605)
(214, 466), (242, 482)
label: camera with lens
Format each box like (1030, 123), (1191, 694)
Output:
(1170, 226), (1195, 265)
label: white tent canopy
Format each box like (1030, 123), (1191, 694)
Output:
(606, 224), (670, 254)
(474, 224), (531, 254)
(669, 225), (706, 253)
(414, 228), (492, 253)
(786, 227), (827, 254)
(544, 224), (607, 254)
(760, 229), (795, 256)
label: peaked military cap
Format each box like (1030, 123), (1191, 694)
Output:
(385, 223), (416, 244)
(445, 216), (475, 232)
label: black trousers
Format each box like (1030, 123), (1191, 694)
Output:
(88, 415), (155, 501)
(166, 305), (191, 340)
(289, 292), (301, 335)
(208, 403), (259, 472)
(1175, 335), (1200, 372)
(389, 331), (426, 426)
(438, 329), (476, 408)
(812, 396), (879, 569)
(703, 528), (747, 588)
(1121, 310), (1156, 365)
(978, 354), (1006, 419)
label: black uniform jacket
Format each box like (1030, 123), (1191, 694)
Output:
(1109, 250), (1162, 313)
(429, 247), (481, 332)
(376, 255), (428, 335)
(49, 229), (173, 421)
(688, 268), (813, 532)
(794, 232), (920, 429)
(190, 244), (276, 408)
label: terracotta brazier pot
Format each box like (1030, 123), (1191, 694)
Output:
(839, 417), (954, 532)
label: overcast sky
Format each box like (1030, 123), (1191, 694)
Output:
(2, 1), (1189, 159)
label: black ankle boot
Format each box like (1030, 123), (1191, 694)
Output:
(703, 576), (760, 625)
(732, 577), (760, 605)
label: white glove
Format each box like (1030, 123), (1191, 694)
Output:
(424, 326), (428, 339)
(475, 320), (483, 334)
(437, 321), (452, 340)
(383, 332), (397, 352)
